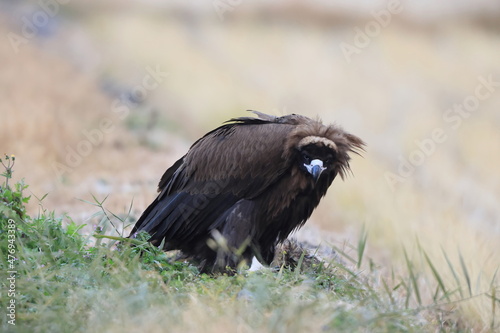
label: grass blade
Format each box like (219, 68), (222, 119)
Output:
(491, 285), (497, 331)
(381, 277), (396, 306)
(422, 250), (449, 302)
(294, 250), (306, 276)
(400, 279), (411, 309)
(94, 234), (148, 246)
(331, 244), (357, 265)
(357, 225), (368, 269)
(458, 250), (472, 297)
(441, 246), (463, 298)
(403, 247), (422, 306)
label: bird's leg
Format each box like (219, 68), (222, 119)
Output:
(211, 202), (256, 272)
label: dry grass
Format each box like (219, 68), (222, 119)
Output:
(1, 4), (499, 330)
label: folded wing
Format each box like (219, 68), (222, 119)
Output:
(129, 114), (297, 248)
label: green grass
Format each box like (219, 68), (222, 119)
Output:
(0, 155), (497, 332)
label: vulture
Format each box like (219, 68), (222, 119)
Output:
(129, 111), (364, 272)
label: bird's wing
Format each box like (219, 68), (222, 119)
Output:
(181, 119), (295, 196)
(130, 116), (298, 246)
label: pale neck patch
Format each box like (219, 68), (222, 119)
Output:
(298, 136), (337, 151)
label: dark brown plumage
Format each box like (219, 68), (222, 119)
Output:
(129, 111), (364, 272)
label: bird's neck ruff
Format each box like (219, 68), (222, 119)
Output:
(297, 136), (337, 151)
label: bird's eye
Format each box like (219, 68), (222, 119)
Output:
(301, 152), (311, 164)
(324, 154), (335, 165)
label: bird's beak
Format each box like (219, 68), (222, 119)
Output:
(305, 159), (326, 183)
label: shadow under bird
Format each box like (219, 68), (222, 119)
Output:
(129, 111), (364, 272)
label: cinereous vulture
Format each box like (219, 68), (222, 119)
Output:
(129, 111), (364, 272)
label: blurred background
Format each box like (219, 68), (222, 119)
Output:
(1, 0), (499, 329)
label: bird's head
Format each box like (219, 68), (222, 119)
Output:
(297, 138), (336, 183)
(286, 119), (365, 185)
